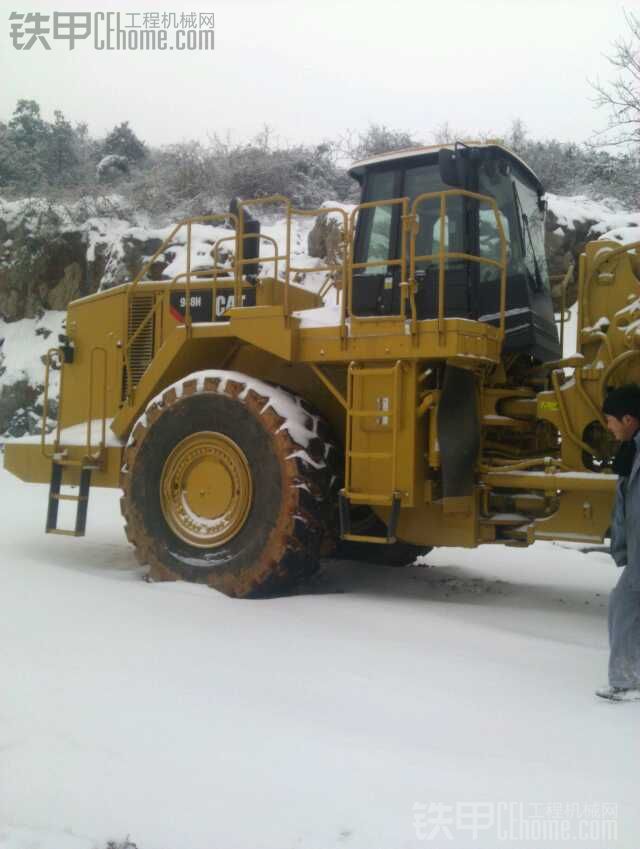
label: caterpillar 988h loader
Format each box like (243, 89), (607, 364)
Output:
(5, 142), (640, 597)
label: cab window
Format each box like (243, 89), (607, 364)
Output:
(359, 170), (396, 275)
(513, 174), (549, 290)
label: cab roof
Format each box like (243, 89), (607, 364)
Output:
(348, 141), (544, 194)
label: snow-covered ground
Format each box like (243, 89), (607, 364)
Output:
(1, 465), (638, 849)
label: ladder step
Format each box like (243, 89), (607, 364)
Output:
(348, 409), (395, 418)
(339, 491), (401, 542)
(351, 366), (398, 377)
(348, 451), (393, 460)
(342, 532), (396, 545)
(346, 493), (395, 505)
(46, 462), (92, 537)
(47, 529), (84, 537)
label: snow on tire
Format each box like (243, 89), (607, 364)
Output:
(120, 370), (337, 598)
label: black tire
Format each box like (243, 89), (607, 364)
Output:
(120, 372), (335, 598)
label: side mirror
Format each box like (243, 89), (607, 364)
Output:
(439, 149), (459, 186)
(438, 148), (470, 188)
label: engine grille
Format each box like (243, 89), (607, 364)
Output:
(122, 294), (155, 398)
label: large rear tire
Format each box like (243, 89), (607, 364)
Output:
(120, 371), (336, 598)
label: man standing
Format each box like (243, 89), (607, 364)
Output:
(596, 384), (640, 701)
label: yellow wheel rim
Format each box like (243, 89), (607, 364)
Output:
(160, 431), (252, 548)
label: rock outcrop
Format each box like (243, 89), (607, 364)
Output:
(545, 194), (640, 309)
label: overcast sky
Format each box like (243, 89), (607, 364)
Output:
(0, 0), (633, 149)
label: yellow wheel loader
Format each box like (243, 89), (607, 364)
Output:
(5, 142), (640, 597)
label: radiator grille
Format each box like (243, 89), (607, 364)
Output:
(123, 294), (155, 398)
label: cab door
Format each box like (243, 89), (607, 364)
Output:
(351, 168), (402, 317)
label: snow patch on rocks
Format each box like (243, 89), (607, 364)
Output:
(546, 192), (640, 241)
(0, 312), (65, 387)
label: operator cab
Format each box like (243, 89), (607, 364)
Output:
(349, 142), (561, 363)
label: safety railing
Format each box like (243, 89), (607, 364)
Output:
(409, 189), (508, 340)
(123, 191), (510, 329)
(119, 190), (511, 404)
(233, 197), (349, 320)
(122, 212), (240, 402)
(121, 199), (351, 402)
(41, 345), (108, 466)
(347, 197), (414, 328)
(289, 205), (349, 316)
(212, 233), (280, 293)
(123, 191), (511, 334)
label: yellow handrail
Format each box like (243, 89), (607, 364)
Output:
(41, 345), (108, 465)
(212, 232), (282, 282)
(118, 189), (512, 409)
(409, 189), (508, 342)
(347, 197), (410, 327)
(237, 196), (292, 314)
(122, 212), (240, 397)
(289, 206), (349, 309)
(41, 347), (63, 460)
(85, 347), (108, 459)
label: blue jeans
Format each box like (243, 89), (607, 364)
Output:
(609, 566), (640, 688)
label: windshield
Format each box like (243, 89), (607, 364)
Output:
(356, 155), (547, 290)
(358, 162), (464, 270)
(513, 174), (549, 290)
(478, 159), (548, 289)
(406, 163), (464, 262)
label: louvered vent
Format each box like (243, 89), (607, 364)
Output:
(123, 294), (155, 399)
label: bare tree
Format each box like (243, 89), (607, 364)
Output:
(591, 10), (640, 146)
(340, 124), (422, 160)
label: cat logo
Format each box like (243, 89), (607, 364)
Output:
(215, 292), (246, 318)
(214, 287), (256, 321)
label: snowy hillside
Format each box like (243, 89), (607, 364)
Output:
(1, 465), (638, 849)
